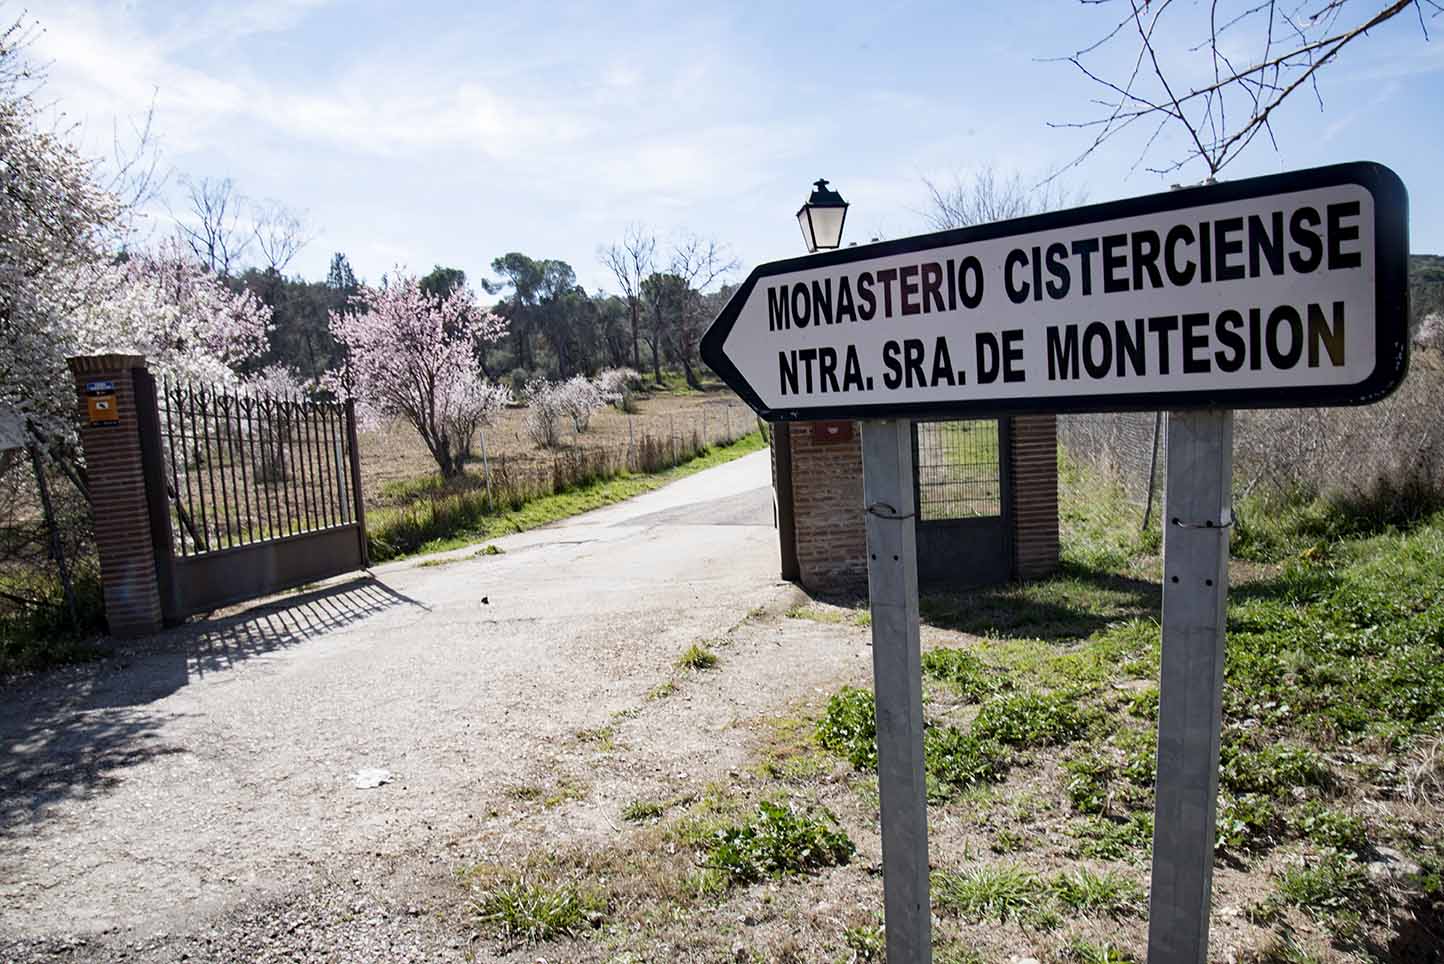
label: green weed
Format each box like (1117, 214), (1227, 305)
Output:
(973, 690), (1096, 748)
(816, 686), (877, 770)
(1064, 937), (1141, 964)
(704, 801), (854, 885)
(924, 725), (1007, 797)
(1063, 753), (1115, 815)
(676, 643), (718, 671)
(921, 647), (1003, 701)
(1069, 813), (1154, 862)
(1274, 852), (1376, 920)
(1291, 802), (1367, 853)
(841, 923), (884, 960)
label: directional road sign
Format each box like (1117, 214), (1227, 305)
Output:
(701, 162), (1409, 421)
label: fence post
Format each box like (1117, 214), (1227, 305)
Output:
(670, 413), (676, 467)
(344, 399), (369, 568)
(67, 354), (164, 638)
(703, 407), (708, 449)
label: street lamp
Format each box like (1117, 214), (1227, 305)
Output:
(797, 178), (848, 253)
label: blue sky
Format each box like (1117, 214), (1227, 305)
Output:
(34, 0), (1444, 296)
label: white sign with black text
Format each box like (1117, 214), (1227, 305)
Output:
(702, 163), (1408, 421)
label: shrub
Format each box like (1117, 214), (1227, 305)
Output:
(594, 367), (642, 411)
(523, 378), (563, 448)
(816, 686), (877, 770)
(705, 801), (854, 885)
(553, 375), (605, 433)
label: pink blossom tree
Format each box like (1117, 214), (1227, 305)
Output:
(327, 275), (509, 478)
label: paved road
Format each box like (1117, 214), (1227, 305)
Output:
(0, 451), (790, 941)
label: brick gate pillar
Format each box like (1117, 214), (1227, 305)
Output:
(1009, 414), (1061, 579)
(67, 354), (164, 638)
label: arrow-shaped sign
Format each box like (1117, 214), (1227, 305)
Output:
(701, 162), (1409, 422)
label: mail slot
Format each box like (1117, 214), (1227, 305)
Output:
(811, 420), (854, 445)
(85, 380), (119, 427)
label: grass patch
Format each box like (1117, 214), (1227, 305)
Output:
(1050, 867), (1143, 917)
(675, 642), (718, 671)
(932, 863), (1047, 924)
(574, 725), (616, 751)
(621, 799), (666, 822)
(469, 877), (605, 948)
(703, 800), (854, 885)
(647, 679), (676, 700)
(369, 431), (765, 562)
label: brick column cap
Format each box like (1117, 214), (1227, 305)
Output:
(68, 354), (147, 376)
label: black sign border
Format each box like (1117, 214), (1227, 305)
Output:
(700, 162), (1409, 422)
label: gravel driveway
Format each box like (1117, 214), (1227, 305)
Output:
(1, 450), (873, 961)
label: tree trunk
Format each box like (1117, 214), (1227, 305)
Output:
(630, 301), (641, 371)
(681, 354), (700, 390)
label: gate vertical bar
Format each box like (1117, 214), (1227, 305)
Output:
(860, 418), (930, 964)
(1147, 409), (1233, 964)
(344, 399), (369, 568)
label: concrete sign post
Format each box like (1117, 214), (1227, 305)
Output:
(860, 418), (931, 963)
(701, 162), (1408, 964)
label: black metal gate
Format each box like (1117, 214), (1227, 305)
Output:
(912, 418), (1011, 588)
(136, 372), (369, 623)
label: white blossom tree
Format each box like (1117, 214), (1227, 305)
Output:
(326, 274), (509, 478)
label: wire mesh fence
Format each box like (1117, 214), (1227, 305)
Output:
(914, 420), (1003, 521)
(160, 380), (360, 557)
(1057, 412), (1165, 509)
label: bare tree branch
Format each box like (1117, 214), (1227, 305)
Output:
(251, 199), (313, 274)
(1052, 0), (1435, 178)
(174, 176), (250, 275)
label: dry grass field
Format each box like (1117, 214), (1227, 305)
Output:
(357, 385), (751, 509)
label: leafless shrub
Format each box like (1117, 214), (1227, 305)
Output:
(1234, 366), (1444, 517)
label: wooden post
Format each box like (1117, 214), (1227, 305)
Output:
(860, 418), (931, 964)
(1147, 409), (1233, 964)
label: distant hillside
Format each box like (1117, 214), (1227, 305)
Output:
(1412, 253), (1444, 322)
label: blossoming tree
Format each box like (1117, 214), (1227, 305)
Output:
(327, 275), (509, 478)
(1, 22), (272, 499)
